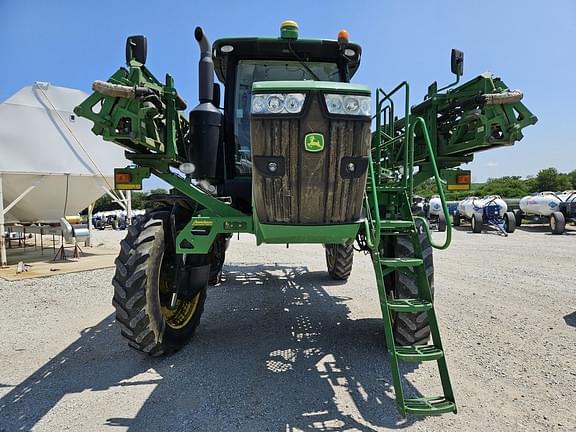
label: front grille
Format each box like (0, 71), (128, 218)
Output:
(251, 94), (371, 225)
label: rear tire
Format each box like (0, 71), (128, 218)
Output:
(472, 213), (483, 233)
(325, 243), (354, 280)
(504, 211), (516, 233)
(514, 209), (523, 227)
(550, 212), (566, 234)
(453, 211), (461, 227)
(437, 214), (447, 232)
(112, 211), (207, 356)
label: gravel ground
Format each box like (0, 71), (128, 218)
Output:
(0, 225), (574, 431)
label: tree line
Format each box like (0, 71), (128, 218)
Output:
(416, 168), (576, 200)
(87, 188), (168, 213)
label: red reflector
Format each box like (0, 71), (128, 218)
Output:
(456, 175), (470, 184)
(115, 173), (132, 184)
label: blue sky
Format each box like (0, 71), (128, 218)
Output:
(1, 0), (574, 188)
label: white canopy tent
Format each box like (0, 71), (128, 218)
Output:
(0, 82), (129, 265)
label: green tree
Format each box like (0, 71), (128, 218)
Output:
(476, 176), (529, 198)
(149, 188), (168, 195)
(567, 170), (576, 189)
(533, 168), (571, 192)
(92, 193), (122, 212)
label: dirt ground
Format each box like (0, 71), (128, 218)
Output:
(0, 224), (574, 431)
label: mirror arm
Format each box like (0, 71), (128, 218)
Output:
(437, 73), (461, 93)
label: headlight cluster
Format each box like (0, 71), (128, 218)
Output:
(251, 92), (371, 116)
(252, 93), (306, 114)
(324, 94), (371, 116)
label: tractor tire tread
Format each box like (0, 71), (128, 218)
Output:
(326, 244), (354, 280)
(392, 230), (434, 346)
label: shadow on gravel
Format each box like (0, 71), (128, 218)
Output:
(516, 225), (576, 235)
(563, 311), (576, 328)
(0, 264), (426, 431)
(453, 225), (504, 236)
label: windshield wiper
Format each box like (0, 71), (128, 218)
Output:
(288, 40), (321, 81)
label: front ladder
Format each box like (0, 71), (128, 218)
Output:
(363, 83), (456, 416)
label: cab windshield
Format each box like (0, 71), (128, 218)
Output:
(233, 60), (341, 175)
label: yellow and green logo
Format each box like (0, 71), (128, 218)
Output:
(304, 133), (324, 152)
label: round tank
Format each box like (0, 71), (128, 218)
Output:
(428, 195), (442, 216)
(519, 191), (575, 216)
(457, 195), (508, 219)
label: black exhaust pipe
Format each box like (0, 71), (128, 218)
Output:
(188, 26), (222, 180)
(194, 26), (214, 103)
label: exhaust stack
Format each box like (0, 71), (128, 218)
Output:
(194, 26), (214, 104)
(188, 26), (222, 180)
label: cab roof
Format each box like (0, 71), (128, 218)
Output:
(212, 37), (362, 83)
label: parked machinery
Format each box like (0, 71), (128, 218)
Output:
(426, 195), (447, 232)
(74, 21), (536, 416)
(454, 195), (516, 235)
(517, 191), (576, 234)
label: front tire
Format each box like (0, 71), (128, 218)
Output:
(472, 213), (483, 233)
(550, 212), (566, 234)
(325, 243), (354, 280)
(380, 226), (434, 346)
(504, 211), (516, 233)
(112, 211), (207, 356)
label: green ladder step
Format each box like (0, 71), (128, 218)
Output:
(404, 396), (457, 416)
(379, 257), (423, 268)
(377, 186), (406, 192)
(387, 298), (433, 312)
(379, 220), (414, 230)
(395, 345), (444, 362)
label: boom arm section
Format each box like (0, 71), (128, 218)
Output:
(412, 73), (537, 164)
(374, 73), (538, 187)
(74, 60), (189, 164)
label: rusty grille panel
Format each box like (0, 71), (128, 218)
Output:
(251, 94), (370, 225)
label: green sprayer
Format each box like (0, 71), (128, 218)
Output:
(75, 21), (537, 416)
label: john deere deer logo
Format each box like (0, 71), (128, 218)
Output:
(304, 133), (324, 152)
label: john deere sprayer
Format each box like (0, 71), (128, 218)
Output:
(75, 21), (536, 416)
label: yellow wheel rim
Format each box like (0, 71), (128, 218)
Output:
(159, 255), (202, 330)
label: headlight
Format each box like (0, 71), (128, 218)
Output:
(324, 94), (371, 116)
(251, 93), (306, 114)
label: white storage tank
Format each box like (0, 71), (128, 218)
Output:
(457, 195), (508, 219)
(519, 191), (570, 217)
(0, 82), (128, 224)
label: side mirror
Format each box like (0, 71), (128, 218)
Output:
(125, 35), (147, 65)
(212, 83), (221, 108)
(451, 49), (464, 76)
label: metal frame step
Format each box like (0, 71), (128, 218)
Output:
(404, 396), (456, 416)
(379, 257), (423, 268)
(395, 345), (444, 362)
(387, 298), (432, 312)
(379, 220), (414, 230)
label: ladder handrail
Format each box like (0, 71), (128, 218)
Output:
(375, 83), (411, 187)
(364, 154), (381, 250)
(409, 116), (452, 250)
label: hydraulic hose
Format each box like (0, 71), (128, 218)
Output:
(92, 80), (153, 99)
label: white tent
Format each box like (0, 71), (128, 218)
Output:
(0, 82), (128, 224)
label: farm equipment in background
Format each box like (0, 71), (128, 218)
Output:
(517, 191), (576, 234)
(75, 21), (536, 416)
(427, 195), (448, 232)
(454, 196), (516, 235)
